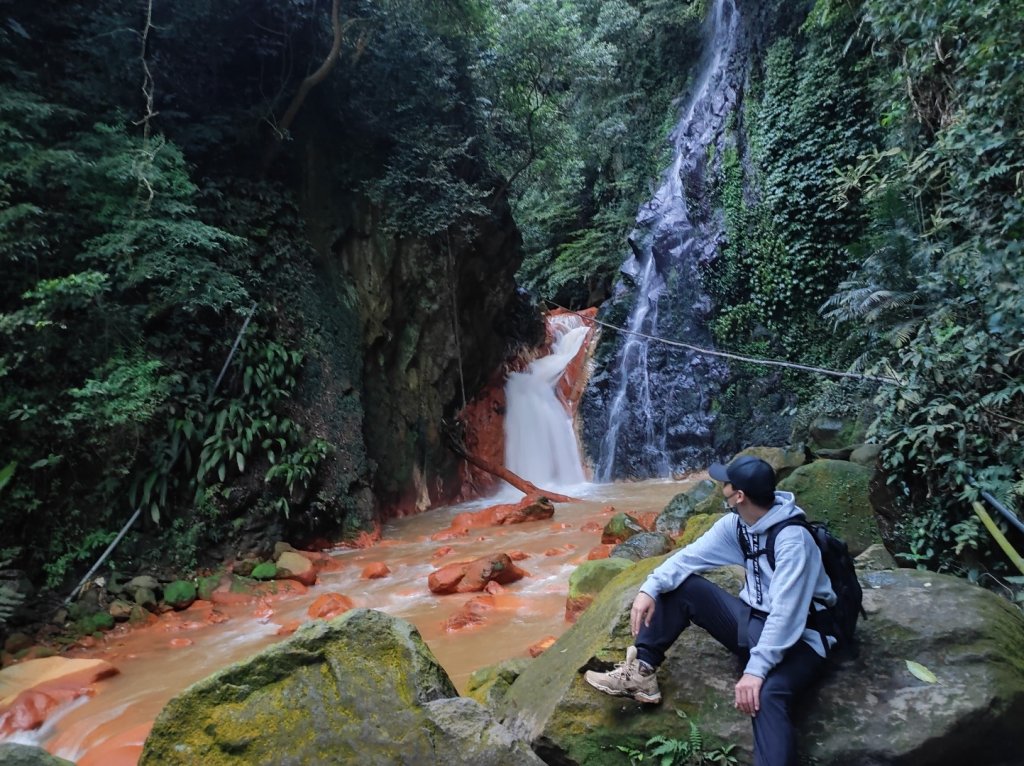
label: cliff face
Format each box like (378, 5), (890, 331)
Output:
(291, 122), (525, 518)
(336, 202), (524, 515)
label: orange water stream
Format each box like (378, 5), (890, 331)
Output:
(7, 480), (688, 765)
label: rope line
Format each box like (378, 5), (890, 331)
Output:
(544, 300), (901, 386)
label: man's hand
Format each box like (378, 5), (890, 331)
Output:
(630, 592), (656, 636)
(734, 673), (763, 716)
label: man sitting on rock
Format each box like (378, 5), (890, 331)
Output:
(584, 455), (835, 766)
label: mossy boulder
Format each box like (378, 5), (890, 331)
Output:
(466, 657), (532, 709)
(677, 512), (725, 547)
(568, 559), (635, 602)
(248, 562), (277, 580)
(140, 608), (542, 766)
(0, 743), (76, 765)
(655, 480), (716, 538)
(163, 580), (197, 610)
(610, 532), (673, 562)
(777, 459), (881, 555)
(734, 445), (807, 481)
(499, 559), (750, 764)
(601, 513), (646, 544)
(565, 558), (635, 622)
(807, 415), (866, 451)
(499, 560), (1024, 766)
(197, 574), (222, 601)
(74, 612), (114, 636)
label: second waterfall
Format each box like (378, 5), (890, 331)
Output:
(583, 0), (751, 481)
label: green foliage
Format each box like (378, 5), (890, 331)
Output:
(820, 0), (1024, 570)
(482, 0), (705, 306)
(615, 712), (739, 765)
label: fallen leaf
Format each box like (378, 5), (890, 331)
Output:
(906, 660), (938, 684)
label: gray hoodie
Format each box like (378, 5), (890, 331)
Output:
(638, 490), (836, 679)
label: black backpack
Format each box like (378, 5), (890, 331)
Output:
(738, 517), (865, 658)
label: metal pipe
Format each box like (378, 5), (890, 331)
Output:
(980, 489), (1024, 536)
(64, 303), (258, 606)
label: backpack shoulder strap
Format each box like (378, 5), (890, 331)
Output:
(765, 518), (815, 570)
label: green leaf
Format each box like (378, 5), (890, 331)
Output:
(236, 452), (245, 473)
(0, 461), (16, 492)
(905, 660), (938, 684)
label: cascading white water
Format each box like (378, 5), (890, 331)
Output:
(594, 0), (741, 481)
(504, 316), (589, 490)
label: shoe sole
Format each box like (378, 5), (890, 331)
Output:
(584, 675), (662, 704)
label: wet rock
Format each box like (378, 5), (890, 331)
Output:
(361, 562), (391, 579)
(428, 554), (527, 595)
(108, 599), (135, 622)
(432, 497), (555, 541)
(307, 593), (355, 621)
(528, 636), (556, 657)
(126, 575), (159, 592)
(275, 551), (317, 586)
(656, 479), (716, 538)
(600, 512), (646, 544)
(610, 532), (673, 562)
(734, 445), (807, 481)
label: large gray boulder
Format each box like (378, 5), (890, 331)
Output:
(140, 609), (543, 766)
(0, 744), (75, 765)
(498, 559), (1024, 766)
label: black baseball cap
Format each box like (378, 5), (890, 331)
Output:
(708, 455), (777, 507)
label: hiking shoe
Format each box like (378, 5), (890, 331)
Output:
(584, 646), (661, 704)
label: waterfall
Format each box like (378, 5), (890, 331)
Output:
(504, 315), (589, 490)
(587, 0), (746, 481)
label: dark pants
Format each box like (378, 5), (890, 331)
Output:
(635, 575), (824, 766)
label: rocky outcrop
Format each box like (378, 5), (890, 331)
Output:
(140, 609), (543, 766)
(498, 559), (1024, 766)
(777, 459), (882, 555)
(331, 200), (526, 516)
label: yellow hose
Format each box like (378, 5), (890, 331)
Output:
(972, 501), (1024, 576)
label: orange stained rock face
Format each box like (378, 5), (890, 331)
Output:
(361, 562), (391, 579)
(275, 620), (302, 636)
(564, 595), (593, 623)
(587, 544), (613, 560)
(432, 546), (455, 559)
(430, 496), (555, 541)
(580, 521), (603, 533)
(456, 554), (527, 593)
(528, 635), (557, 657)
(427, 561), (472, 595)
(442, 595), (495, 633)
(307, 593), (355, 621)
(636, 511), (659, 531)
(507, 550), (530, 561)
(0, 658), (119, 736)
